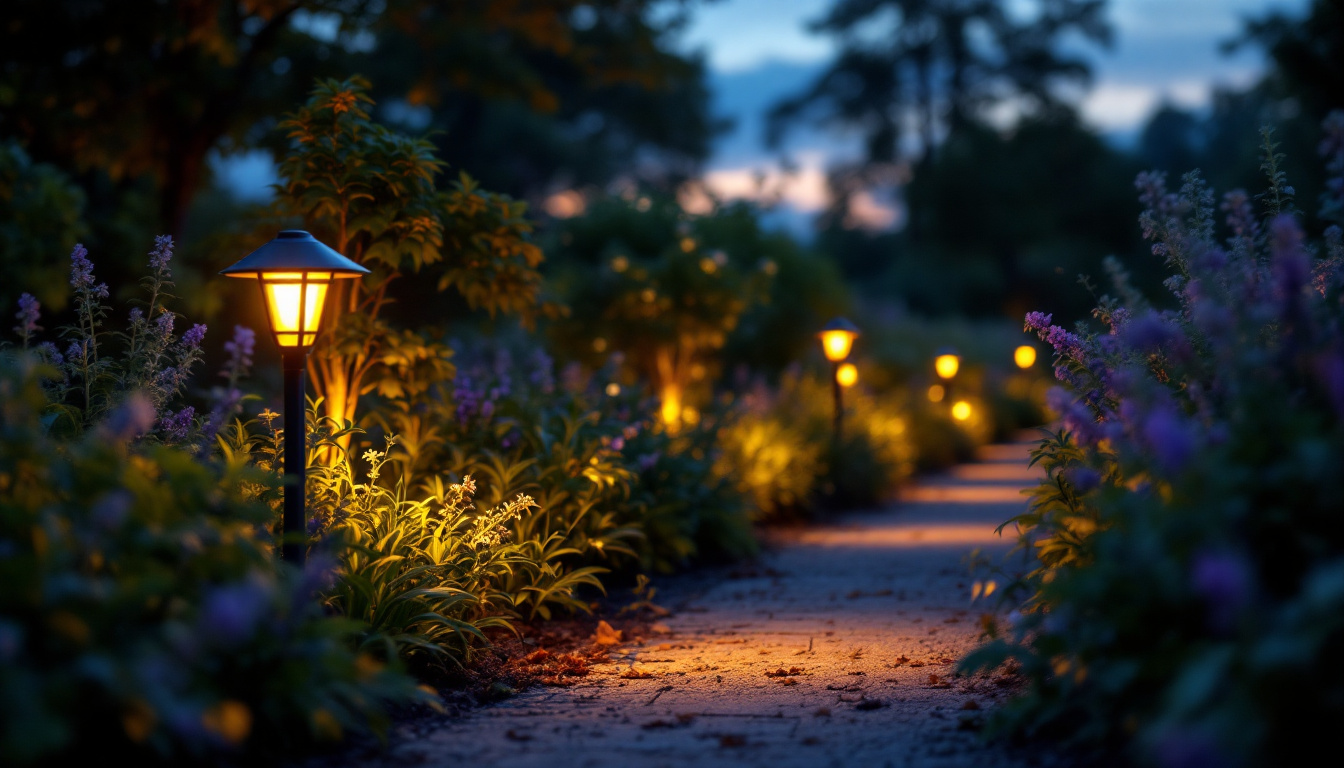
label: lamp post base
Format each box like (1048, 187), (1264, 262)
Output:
(282, 348), (308, 567)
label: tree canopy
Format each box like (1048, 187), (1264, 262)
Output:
(0, 0), (717, 236)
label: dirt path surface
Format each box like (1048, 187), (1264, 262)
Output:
(337, 440), (1046, 768)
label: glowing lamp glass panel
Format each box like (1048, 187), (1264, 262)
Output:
(1014, 345), (1037, 369)
(951, 400), (972, 421)
(821, 330), (856, 362)
(934, 353), (960, 380)
(262, 272), (331, 347)
(836, 363), (859, 388)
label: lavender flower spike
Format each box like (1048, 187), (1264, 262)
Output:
(70, 243), (94, 288)
(221, 325), (256, 381)
(14, 293), (40, 340)
(160, 406), (196, 443)
(149, 234), (174, 272)
(182, 323), (207, 350)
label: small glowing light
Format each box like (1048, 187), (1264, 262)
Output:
(681, 406), (700, 425)
(820, 330), (856, 362)
(690, 363), (707, 380)
(935, 353), (960, 380)
(927, 384), (945, 402)
(543, 190), (585, 219)
(661, 397), (680, 425)
(605, 382), (621, 397)
(711, 250), (728, 267)
(1014, 345), (1037, 368)
(680, 237), (696, 253)
(952, 400), (972, 421)
(592, 337), (608, 353)
(836, 362), (858, 387)
(611, 255), (629, 273)
(700, 257), (717, 274)
(635, 196), (652, 212)
(760, 259), (778, 275)
(641, 288), (656, 303)
(262, 272), (331, 347)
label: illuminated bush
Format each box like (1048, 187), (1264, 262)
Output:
(715, 367), (917, 517)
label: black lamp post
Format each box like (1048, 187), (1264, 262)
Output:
(221, 231), (369, 566)
(818, 317), (860, 445)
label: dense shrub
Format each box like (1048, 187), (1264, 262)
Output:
(394, 343), (755, 578)
(966, 118), (1344, 766)
(0, 362), (421, 765)
(715, 366), (918, 518)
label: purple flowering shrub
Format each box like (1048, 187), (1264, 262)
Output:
(2, 242), (429, 764)
(6, 236), (240, 449)
(0, 362), (423, 766)
(964, 118), (1344, 765)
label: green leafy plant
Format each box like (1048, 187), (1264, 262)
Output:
(274, 77), (547, 443)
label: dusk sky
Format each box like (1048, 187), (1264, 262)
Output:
(679, 0), (1310, 228)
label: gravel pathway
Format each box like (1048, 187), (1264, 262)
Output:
(332, 439), (1046, 768)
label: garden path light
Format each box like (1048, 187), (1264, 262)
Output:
(1014, 345), (1037, 369)
(934, 345), (961, 407)
(836, 362), (859, 388)
(934, 347), (961, 380)
(221, 230), (369, 566)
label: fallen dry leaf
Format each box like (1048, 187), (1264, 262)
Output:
(594, 620), (623, 647)
(778, 678), (799, 686)
(621, 666), (655, 679)
(926, 674), (953, 689)
(765, 667), (804, 678)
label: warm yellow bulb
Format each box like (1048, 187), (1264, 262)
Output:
(927, 384), (945, 402)
(262, 272), (330, 347)
(1014, 345), (1037, 369)
(935, 353), (960, 379)
(605, 382), (621, 397)
(660, 385), (683, 428)
(952, 400), (972, 421)
(836, 362), (858, 388)
(821, 330), (856, 362)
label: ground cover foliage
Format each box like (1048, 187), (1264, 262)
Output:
(966, 115), (1344, 766)
(0, 75), (1039, 766)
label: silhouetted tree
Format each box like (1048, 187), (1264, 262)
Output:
(766, 0), (1111, 167)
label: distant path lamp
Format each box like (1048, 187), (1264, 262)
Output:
(1014, 345), (1037, 369)
(934, 346), (961, 407)
(221, 230), (369, 566)
(818, 317), (860, 446)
